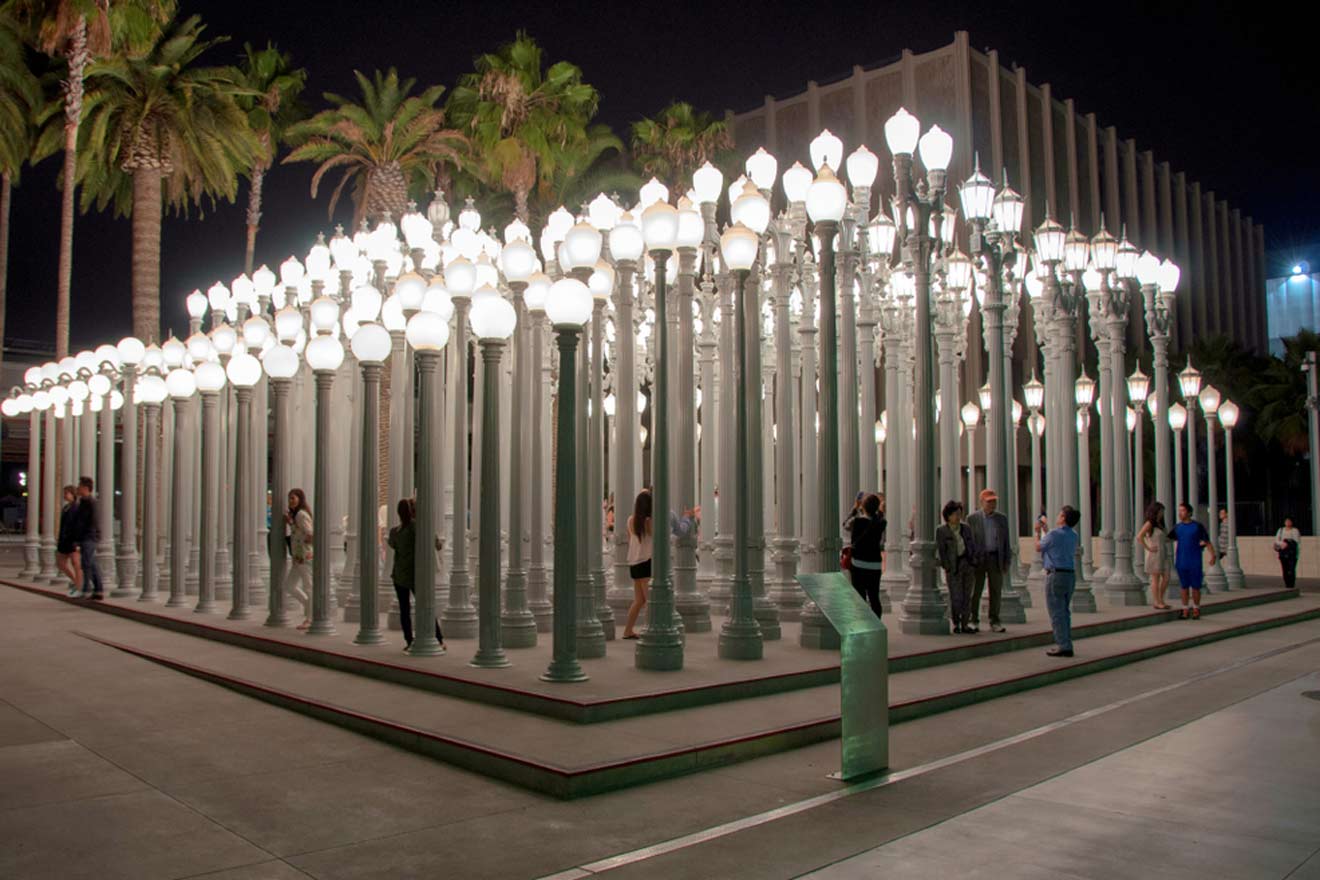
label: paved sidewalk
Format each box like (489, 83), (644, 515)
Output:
(802, 672), (1320, 879)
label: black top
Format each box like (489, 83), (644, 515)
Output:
(388, 521), (415, 588)
(850, 514), (886, 563)
(57, 502), (78, 554)
(70, 496), (98, 543)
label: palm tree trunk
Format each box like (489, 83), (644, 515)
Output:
(1, 172), (10, 369)
(244, 164), (266, 275)
(515, 187), (530, 223)
(55, 18), (89, 360)
(131, 168), (163, 343)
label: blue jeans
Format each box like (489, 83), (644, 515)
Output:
(1045, 570), (1075, 651)
(80, 540), (103, 597)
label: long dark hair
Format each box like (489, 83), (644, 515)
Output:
(289, 488), (311, 519)
(632, 488), (652, 538)
(397, 497), (414, 527)
(62, 484), (76, 504)
(1145, 501), (1165, 530)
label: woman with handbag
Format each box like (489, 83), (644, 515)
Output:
(848, 493), (886, 618)
(285, 488), (314, 630)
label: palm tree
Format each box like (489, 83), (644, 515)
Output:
(630, 100), (733, 191)
(284, 68), (466, 228)
(76, 14), (260, 342)
(1251, 331), (1319, 456)
(236, 41), (305, 274)
(447, 31), (604, 222)
(0, 11), (39, 368)
(6, 0), (173, 357)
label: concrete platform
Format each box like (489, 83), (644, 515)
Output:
(14, 576), (1315, 798)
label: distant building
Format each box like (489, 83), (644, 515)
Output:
(1267, 260), (1319, 356)
(728, 31), (1267, 391)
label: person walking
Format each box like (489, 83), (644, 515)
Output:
(621, 488), (699, 639)
(1137, 502), (1173, 609)
(56, 485), (82, 597)
(72, 477), (103, 600)
(285, 489), (314, 630)
(1274, 516), (1301, 590)
(936, 500), (977, 634)
(1169, 501), (1216, 620)
(388, 498), (444, 654)
(849, 493), (886, 619)
(966, 488), (1011, 633)
(1037, 505), (1082, 657)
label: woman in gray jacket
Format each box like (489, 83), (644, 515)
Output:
(936, 500), (977, 633)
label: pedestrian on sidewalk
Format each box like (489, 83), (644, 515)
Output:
(849, 493), (886, 619)
(72, 477), (103, 600)
(285, 489), (314, 630)
(388, 498), (444, 654)
(1274, 516), (1301, 589)
(1037, 505), (1081, 657)
(967, 488), (1011, 633)
(56, 485), (81, 597)
(1169, 502), (1216, 620)
(622, 488), (699, 639)
(936, 500), (977, 634)
(1137, 502), (1173, 610)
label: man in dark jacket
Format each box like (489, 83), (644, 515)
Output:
(73, 476), (103, 599)
(966, 488), (1012, 633)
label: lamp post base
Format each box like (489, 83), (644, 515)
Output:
(675, 593), (712, 633)
(1101, 570), (1146, 606)
(899, 547), (949, 635)
(635, 630), (684, 671)
(1223, 558), (1245, 589)
(995, 586), (1027, 624)
(1205, 564), (1230, 591)
(541, 660), (588, 683)
(1071, 574), (1099, 612)
(500, 610), (538, 649)
(718, 618), (764, 660)
(798, 601), (841, 650)
(440, 594), (479, 640)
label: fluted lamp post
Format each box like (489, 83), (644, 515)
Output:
(1199, 384), (1229, 590)
(1025, 373), (1046, 590)
(469, 288), (517, 668)
(1169, 402), (1187, 510)
(1075, 372), (1096, 574)
(403, 303), (450, 656)
(1178, 361), (1202, 517)
(135, 370), (168, 602)
(114, 336), (145, 596)
(305, 298), (345, 635)
(961, 402), (980, 506)
(262, 343), (299, 625)
(541, 278), (593, 683)
(719, 222), (765, 660)
(165, 367), (196, 607)
(1218, 399), (1245, 588)
(349, 321), (391, 645)
(225, 349), (262, 619)
(1127, 365), (1150, 576)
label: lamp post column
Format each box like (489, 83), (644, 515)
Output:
(542, 322), (588, 683)
(1132, 407), (1144, 579)
(745, 265), (780, 642)
(575, 274), (606, 660)
(589, 298), (614, 639)
(40, 407), (56, 582)
(308, 369), (337, 635)
(1173, 426), (1185, 515)
(139, 400), (161, 602)
(838, 242), (861, 526)
(674, 247), (709, 630)
(97, 391), (117, 593)
(696, 275), (719, 595)
(115, 366), (139, 595)
(1203, 406), (1229, 590)
(1028, 410), (1045, 590)
(877, 300), (906, 611)
(1145, 287), (1174, 545)
(354, 360), (385, 645)
(1222, 418), (1245, 588)
(229, 384), (253, 619)
(527, 309), (553, 631)
(409, 348), (444, 656)
(770, 257), (801, 619)
(1103, 286), (1143, 605)
(385, 328), (406, 630)
(816, 220), (842, 573)
(266, 377), (291, 626)
(502, 284), (536, 647)
(608, 263), (639, 617)
(712, 270), (736, 609)
(197, 388), (220, 614)
(858, 305), (878, 500)
(966, 421), (977, 508)
(22, 408), (40, 578)
(442, 295), (477, 638)
(1186, 396), (1200, 520)
(936, 329), (960, 505)
(1089, 311), (1114, 584)
(797, 261), (820, 578)
(340, 352), (363, 622)
(167, 393), (191, 607)
(1308, 351), (1320, 536)
(1078, 408), (1093, 575)
(472, 339), (511, 668)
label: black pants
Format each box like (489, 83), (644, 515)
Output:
(394, 583), (443, 645)
(851, 566), (883, 619)
(1281, 556), (1298, 589)
(80, 541), (103, 597)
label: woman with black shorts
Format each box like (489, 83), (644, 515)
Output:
(621, 488), (699, 639)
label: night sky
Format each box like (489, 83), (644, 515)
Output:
(4, 0), (1316, 354)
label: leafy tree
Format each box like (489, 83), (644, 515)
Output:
(6, 0), (174, 356)
(447, 31), (609, 223)
(630, 100), (733, 192)
(76, 13), (260, 341)
(0, 10), (40, 367)
(235, 41), (305, 274)
(284, 68), (466, 228)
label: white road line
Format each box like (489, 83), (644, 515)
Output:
(535, 631), (1320, 879)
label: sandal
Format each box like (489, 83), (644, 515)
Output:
(1178, 608), (1189, 620)
(622, 632), (639, 640)
(1191, 607), (1200, 620)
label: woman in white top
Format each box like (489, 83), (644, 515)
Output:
(285, 488), (314, 629)
(1137, 501), (1173, 610)
(622, 488), (699, 639)
(1274, 516), (1301, 589)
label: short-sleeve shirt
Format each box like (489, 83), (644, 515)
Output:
(1039, 526), (1078, 572)
(1169, 521), (1210, 571)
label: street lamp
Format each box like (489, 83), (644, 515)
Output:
(134, 370), (168, 602)
(165, 367), (196, 607)
(541, 277), (593, 683)
(718, 222), (764, 660)
(305, 310), (344, 636)
(1199, 384), (1229, 590)
(961, 401), (980, 506)
(114, 336), (145, 595)
(404, 305), (449, 656)
(349, 321), (391, 645)
(194, 360), (226, 613)
(1128, 364), (1150, 577)
(1025, 373), (1046, 590)
(1218, 399), (1246, 588)
(1169, 402), (1188, 509)
(226, 350), (261, 619)
(1075, 371), (1096, 575)
(261, 343), (298, 626)
(1146, 258), (1180, 537)
(1179, 359), (1203, 516)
